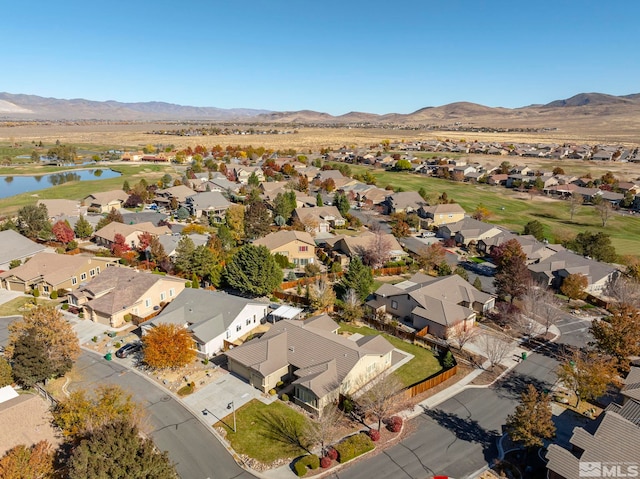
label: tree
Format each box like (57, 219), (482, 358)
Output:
(52, 220), (75, 244)
(74, 214), (93, 239)
(492, 239), (530, 303)
(67, 420), (177, 479)
(473, 277), (483, 291)
(391, 220), (410, 238)
(96, 207), (124, 231)
(0, 441), (55, 479)
(394, 159), (412, 171)
(471, 204), (492, 221)
(560, 273), (588, 302)
(6, 305), (80, 379)
(274, 191), (297, 223)
(357, 374), (406, 430)
(192, 244), (223, 287)
(590, 303), (640, 365)
(341, 288), (363, 322)
(308, 277), (336, 312)
(418, 187), (429, 201)
(110, 233), (131, 257)
(361, 230), (392, 268)
(341, 257), (374, 301)
(453, 265), (469, 281)
(143, 323), (197, 370)
(122, 179), (131, 192)
(478, 334), (512, 369)
(333, 191), (350, 217)
(54, 384), (143, 439)
(9, 332), (54, 387)
(557, 350), (616, 407)
(0, 357), (12, 387)
(316, 192), (323, 206)
(123, 193), (143, 208)
(448, 325), (479, 349)
(437, 261), (452, 276)
(173, 236), (196, 275)
(594, 198), (613, 227)
(17, 204), (51, 239)
(523, 220), (545, 241)
(244, 200), (271, 240)
(417, 243), (446, 273)
(160, 173), (173, 188)
(225, 245), (283, 297)
(305, 404), (342, 456)
(564, 231), (617, 263)
(505, 384), (555, 449)
(568, 193), (583, 221)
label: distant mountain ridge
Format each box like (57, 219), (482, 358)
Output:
(0, 91), (639, 124)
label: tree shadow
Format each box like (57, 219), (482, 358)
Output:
(256, 410), (311, 454)
(492, 372), (554, 400)
(421, 406), (499, 462)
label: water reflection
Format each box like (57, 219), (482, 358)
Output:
(48, 172), (81, 186)
(0, 169), (121, 199)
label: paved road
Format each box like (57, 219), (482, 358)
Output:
(333, 349), (560, 479)
(553, 313), (593, 349)
(72, 352), (255, 479)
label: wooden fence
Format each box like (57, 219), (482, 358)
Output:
(272, 291), (310, 305)
(403, 365), (458, 398)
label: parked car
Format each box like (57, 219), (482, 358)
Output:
(115, 342), (142, 359)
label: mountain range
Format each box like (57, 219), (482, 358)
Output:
(1, 92), (639, 125)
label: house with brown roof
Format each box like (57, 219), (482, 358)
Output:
(325, 230), (408, 267)
(69, 267), (186, 328)
(438, 217), (507, 246)
(292, 206), (346, 234)
(93, 221), (171, 249)
(0, 229), (48, 271)
(83, 190), (129, 213)
(383, 191), (426, 215)
(225, 316), (395, 415)
(253, 230), (317, 268)
(37, 199), (87, 220)
(477, 234), (557, 264)
(234, 166), (265, 184)
(366, 273), (495, 339)
(0, 252), (118, 295)
(418, 203), (466, 226)
(154, 185), (197, 209)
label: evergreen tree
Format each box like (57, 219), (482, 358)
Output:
(74, 214), (93, 239)
(11, 332), (54, 387)
(523, 220), (545, 241)
(0, 357), (13, 387)
(316, 192), (323, 206)
(333, 191), (350, 217)
(173, 236), (195, 275)
(225, 245), (283, 297)
(17, 204), (51, 239)
(244, 200), (271, 240)
(505, 384), (556, 449)
(341, 257), (374, 301)
(492, 239), (530, 303)
(122, 179), (130, 192)
(473, 276), (483, 291)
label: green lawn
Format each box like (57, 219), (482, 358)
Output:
(331, 162), (640, 257)
(0, 296), (58, 317)
(338, 322), (443, 387)
(214, 399), (311, 464)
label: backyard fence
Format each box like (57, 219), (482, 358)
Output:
(403, 365), (458, 398)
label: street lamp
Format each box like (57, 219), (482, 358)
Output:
(227, 401), (236, 433)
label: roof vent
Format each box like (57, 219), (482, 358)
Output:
(289, 346), (295, 352)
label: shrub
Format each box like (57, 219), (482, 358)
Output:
(114, 342), (122, 349)
(295, 454), (319, 476)
(320, 456), (332, 469)
(326, 448), (338, 461)
(294, 461), (307, 477)
(441, 350), (455, 369)
(268, 389), (277, 396)
(177, 383), (195, 396)
(334, 433), (374, 463)
(32, 289), (40, 298)
(368, 429), (380, 442)
(91, 336), (98, 343)
(202, 357), (209, 365)
(123, 313), (132, 322)
(61, 303), (69, 310)
(281, 393), (289, 402)
(67, 240), (78, 251)
(49, 291), (58, 300)
(387, 416), (403, 433)
(276, 380), (284, 387)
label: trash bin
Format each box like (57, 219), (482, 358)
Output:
(521, 352), (527, 360)
(105, 352), (112, 361)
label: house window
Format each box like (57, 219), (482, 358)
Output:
(226, 330), (230, 339)
(145, 298), (151, 308)
(169, 288), (175, 297)
(72, 277), (77, 285)
(391, 300), (398, 310)
(89, 268), (96, 277)
(80, 273), (87, 281)
(160, 292), (166, 301)
(246, 319), (251, 326)
(43, 285), (50, 293)
(236, 325), (241, 332)
(299, 246), (309, 252)
(96, 267), (100, 273)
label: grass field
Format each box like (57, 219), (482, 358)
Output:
(338, 322), (443, 387)
(0, 296), (58, 316)
(214, 399), (310, 463)
(335, 163), (640, 257)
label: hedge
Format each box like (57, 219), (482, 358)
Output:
(334, 433), (374, 463)
(294, 454), (320, 477)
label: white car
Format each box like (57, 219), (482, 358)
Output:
(420, 231), (436, 238)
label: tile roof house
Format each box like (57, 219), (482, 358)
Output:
(383, 191), (426, 215)
(154, 185), (197, 208)
(70, 267), (186, 328)
(366, 273), (495, 339)
(253, 230), (317, 268)
(225, 316), (395, 415)
(234, 166), (265, 184)
(93, 222), (171, 248)
(528, 250), (619, 296)
(0, 229), (47, 271)
(83, 190), (130, 214)
(605, 366), (640, 425)
(144, 289), (268, 357)
(324, 230), (407, 266)
(418, 203), (466, 226)
(292, 206), (346, 234)
(478, 234), (558, 264)
(438, 217), (507, 246)
(37, 199), (87, 220)
(0, 252), (118, 295)
(157, 233), (209, 258)
(183, 191), (231, 222)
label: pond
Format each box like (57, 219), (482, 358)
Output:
(0, 169), (122, 199)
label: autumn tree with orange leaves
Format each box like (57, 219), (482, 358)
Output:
(0, 441), (55, 479)
(142, 323), (196, 370)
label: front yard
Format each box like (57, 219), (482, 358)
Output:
(0, 296), (59, 316)
(338, 321), (443, 387)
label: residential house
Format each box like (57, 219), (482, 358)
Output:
(477, 234), (557, 264)
(366, 273), (494, 339)
(0, 252), (118, 295)
(93, 222), (171, 249)
(325, 230), (407, 266)
(83, 190), (129, 214)
(70, 267), (186, 328)
(121, 211), (168, 227)
(291, 206), (346, 234)
(154, 185), (196, 209)
(37, 199), (87, 220)
(528, 249), (619, 296)
(0, 230), (47, 271)
(253, 230), (316, 268)
(183, 191), (231, 222)
(487, 174), (509, 186)
(144, 289), (268, 357)
(438, 217), (506, 246)
(383, 191), (426, 215)
(225, 316), (395, 415)
(418, 203), (466, 227)
(234, 166), (264, 184)
(157, 233), (209, 258)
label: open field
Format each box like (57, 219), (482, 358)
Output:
(337, 163), (640, 258)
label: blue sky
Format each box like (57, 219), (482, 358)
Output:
(3, 1), (639, 115)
